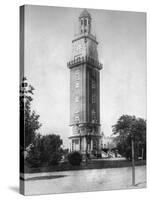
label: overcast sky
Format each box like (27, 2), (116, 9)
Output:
(24, 5), (146, 147)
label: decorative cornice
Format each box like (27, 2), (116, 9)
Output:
(72, 34), (98, 44)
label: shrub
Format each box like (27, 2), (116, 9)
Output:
(68, 151), (82, 166)
(26, 143), (41, 168)
(26, 134), (63, 167)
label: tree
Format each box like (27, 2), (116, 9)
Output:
(26, 134), (63, 167)
(20, 77), (41, 149)
(25, 135), (41, 168)
(112, 115), (146, 160)
(39, 134), (63, 165)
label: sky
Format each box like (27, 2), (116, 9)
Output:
(24, 5), (146, 147)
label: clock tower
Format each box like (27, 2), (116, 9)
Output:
(67, 9), (102, 157)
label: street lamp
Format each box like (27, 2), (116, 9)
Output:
(131, 135), (135, 186)
(131, 117), (136, 186)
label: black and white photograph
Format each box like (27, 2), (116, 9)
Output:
(19, 5), (146, 196)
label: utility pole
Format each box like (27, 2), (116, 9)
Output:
(131, 138), (135, 186)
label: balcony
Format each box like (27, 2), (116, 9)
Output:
(67, 56), (103, 70)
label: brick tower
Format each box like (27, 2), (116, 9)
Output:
(67, 9), (102, 157)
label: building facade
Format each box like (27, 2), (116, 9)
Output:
(67, 9), (102, 156)
(100, 132), (117, 150)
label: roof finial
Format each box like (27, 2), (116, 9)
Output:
(79, 9), (91, 19)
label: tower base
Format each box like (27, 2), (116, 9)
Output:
(69, 134), (101, 158)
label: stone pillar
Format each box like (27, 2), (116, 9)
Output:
(84, 137), (87, 153)
(80, 136), (82, 152)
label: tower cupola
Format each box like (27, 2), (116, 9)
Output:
(79, 9), (91, 34)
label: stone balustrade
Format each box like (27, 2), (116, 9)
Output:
(67, 56), (103, 70)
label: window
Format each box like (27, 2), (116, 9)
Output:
(22, 82), (28, 87)
(75, 70), (80, 80)
(84, 19), (87, 26)
(92, 80), (96, 89)
(73, 126), (78, 134)
(81, 19), (83, 25)
(75, 115), (80, 122)
(92, 110), (96, 120)
(72, 142), (74, 151)
(92, 94), (96, 103)
(74, 139), (79, 144)
(75, 96), (79, 102)
(75, 82), (79, 88)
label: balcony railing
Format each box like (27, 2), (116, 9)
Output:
(67, 56), (103, 70)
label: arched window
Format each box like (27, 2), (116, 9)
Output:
(84, 19), (87, 26)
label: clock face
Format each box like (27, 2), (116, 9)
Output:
(73, 40), (85, 57)
(72, 38), (98, 60)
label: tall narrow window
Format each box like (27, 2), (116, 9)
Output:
(92, 80), (96, 89)
(74, 115), (80, 122)
(73, 126), (78, 134)
(72, 142), (74, 151)
(92, 94), (96, 103)
(75, 82), (79, 88)
(75, 70), (80, 80)
(92, 110), (96, 120)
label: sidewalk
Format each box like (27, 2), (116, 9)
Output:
(21, 165), (146, 195)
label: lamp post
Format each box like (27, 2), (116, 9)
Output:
(131, 136), (135, 186)
(131, 117), (136, 186)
